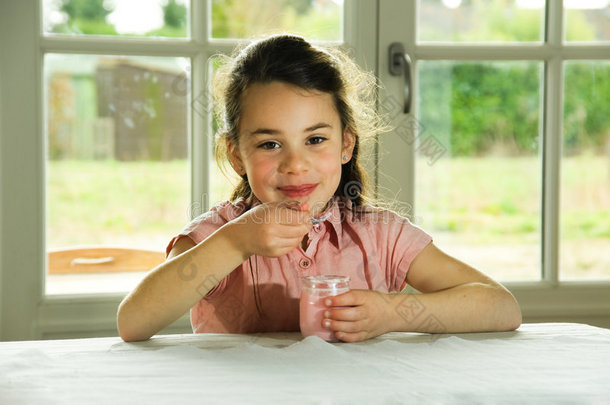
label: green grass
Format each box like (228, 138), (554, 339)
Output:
(46, 157), (610, 278)
(416, 155), (610, 244)
(47, 160), (190, 249)
(46, 159), (241, 250)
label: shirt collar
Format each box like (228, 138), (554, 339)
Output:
(318, 196), (346, 250)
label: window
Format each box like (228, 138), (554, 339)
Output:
(43, 0), (193, 295)
(379, 0), (609, 282)
(1, 0), (607, 340)
(1, 0), (368, 339)
(416, 60), (542, 282)
(377, 0), (610, 329)
(41, 0), (345, 295)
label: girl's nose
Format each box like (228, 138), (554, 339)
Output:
(278, 149), (310, 175)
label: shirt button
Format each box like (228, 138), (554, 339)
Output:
(299, 259), (311, 268)
(313, 224), (322, 233)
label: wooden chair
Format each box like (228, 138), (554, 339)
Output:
(48, 247), (166, 274)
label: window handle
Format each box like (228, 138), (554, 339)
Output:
(388, 42), (412, 114)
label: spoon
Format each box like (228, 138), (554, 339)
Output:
(311, 211), (332, 225)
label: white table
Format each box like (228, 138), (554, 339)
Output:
(1, 323), (609, 404)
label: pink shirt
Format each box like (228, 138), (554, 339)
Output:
(166, 197), (433, 334)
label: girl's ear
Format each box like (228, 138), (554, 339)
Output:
(341, 128), (356, 163)
(226, 138), (245, 175)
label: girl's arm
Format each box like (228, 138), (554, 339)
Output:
(116, 225), (249, 342)
(322, 242), (522, 342)
(394, 241), (522, 333)
(117, 202), (312, 342)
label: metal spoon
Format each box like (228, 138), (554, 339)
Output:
(311, 211), (332, 225)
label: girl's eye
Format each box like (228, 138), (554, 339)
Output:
(307, 136), (327, 145)
(258, 141), (280, 150)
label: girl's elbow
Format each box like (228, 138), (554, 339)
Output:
(504, 308), (522, 331)
(511, 303), (523, 330)
(117, 320), (152, 342)
(117, 304), (152, 342)
(501, 291), (522, 331)
(117, 321), (146, 342)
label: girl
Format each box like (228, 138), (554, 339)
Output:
(117, 34), (521, 343)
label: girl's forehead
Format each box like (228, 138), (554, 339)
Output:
(239, 81), (341, 129)
(241, 81), (331, 103)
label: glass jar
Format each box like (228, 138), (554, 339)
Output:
(300, 275), (350, 342)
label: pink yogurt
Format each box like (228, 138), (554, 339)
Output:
(300, 275), (350, 342)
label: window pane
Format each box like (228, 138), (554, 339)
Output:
(418, 0), (544, 42)
(211, 0), (343, 41)
(43, 0), (189, 38)
(45, 54), (190, 294)
(561, 61), (610, 280)
(565, 0), (610, 42)
(415, 61), (542, 281)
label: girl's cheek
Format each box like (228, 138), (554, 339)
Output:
(248, 156), (278, 182)
(316, 152), (341, 173)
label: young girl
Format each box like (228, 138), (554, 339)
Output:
(117, 34), (521, 343)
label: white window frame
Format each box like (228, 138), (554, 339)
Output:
(1, 0), (608, 341)
(377, 0), (610, 329)
(0, 0), (377, 340)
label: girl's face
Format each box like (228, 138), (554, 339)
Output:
(229, 81), (355, 215)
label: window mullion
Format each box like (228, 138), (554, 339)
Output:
(190, 0), (210, 214)
(541, 0), (564, 285)
(0, 0), (44, 340)
(192, 0), (207, 46)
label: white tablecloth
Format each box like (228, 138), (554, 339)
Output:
(1, 323), (609, 404)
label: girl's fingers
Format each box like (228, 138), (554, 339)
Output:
(324, 290), (365, 307)
(324, 307), (361, 322)
(257, 202), (312, 226)
(322, 318), (363, 334)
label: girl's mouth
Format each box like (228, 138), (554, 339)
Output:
(277, 184), (318, 198)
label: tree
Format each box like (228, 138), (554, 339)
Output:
(60, 0), (111, 21)
(53, 0), (117, 35)
(163, 0), (187, 29)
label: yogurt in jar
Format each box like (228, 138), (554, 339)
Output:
(300, 275), (350, 342)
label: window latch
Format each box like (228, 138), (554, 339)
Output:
(388, 42), (412, 114)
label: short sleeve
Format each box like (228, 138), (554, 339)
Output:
(165, 209), (226, 258)
(382, 211), (433, 291)
(164, 200), (245, 298)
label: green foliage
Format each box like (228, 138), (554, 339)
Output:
(210, 0), (340, 40)
(60, 0), (112, 21)
(54, 0), (117, 34)
(452, 63), (540, 156)
(563, 63), (610, 155)
(163, 0), (187, 29)
(50, 0), (186, 37)
(419, 0), (544, 42)
(53, 17), (118, 35)
(420, 62), (540, 157)
(421, 59), (609, 157)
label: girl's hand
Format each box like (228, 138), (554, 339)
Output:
(321, 289), (396, 343)
(226, 201), (312, 258)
